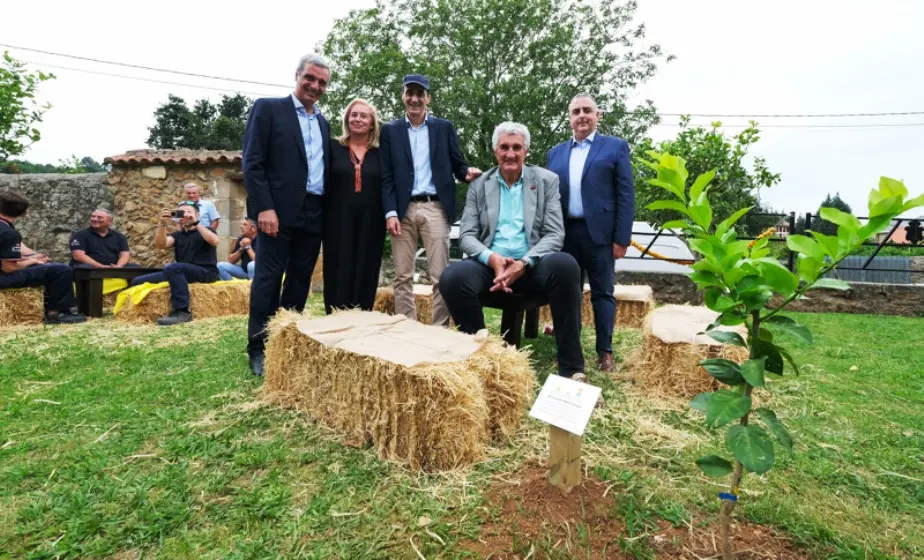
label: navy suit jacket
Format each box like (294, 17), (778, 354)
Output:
(379, 116), (470, 224)
(242, 96), (331, 229)
(546, 134), (635, 247)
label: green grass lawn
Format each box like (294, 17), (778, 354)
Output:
(1, 299), (921, 559)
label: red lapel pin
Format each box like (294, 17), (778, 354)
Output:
(530, 185), (537, 190)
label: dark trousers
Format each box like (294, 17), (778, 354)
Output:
(564, 219), (616, 355)
(130, 262), (218, 311)
(72, 263), (141, 269)
(247, 194), (323, 357)
(0, 263), (75, 313)
(440, 252), (585, 376)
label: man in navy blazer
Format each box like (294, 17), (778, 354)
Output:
(379, 74), (481, 327)
(242, 53), (332, 376)
(547, 93), (635, 371)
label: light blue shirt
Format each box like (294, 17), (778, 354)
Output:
(478, 174), (532, 267)
(407, 116), (436, 196)
(567, 131), (596, 218)
(292, 94), (325, 196)
(197, 200), (220, 227)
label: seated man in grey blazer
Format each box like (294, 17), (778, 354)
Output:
(440, 122), (586, 380)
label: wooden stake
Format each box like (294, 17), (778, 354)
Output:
(548, 425), (582, 494)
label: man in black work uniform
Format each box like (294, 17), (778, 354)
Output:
(69, 209), (135, 268)
(129, 202), (219, 326)
(0, 191), (86, 324)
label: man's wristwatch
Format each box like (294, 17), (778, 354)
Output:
(519, 257), (532, 270)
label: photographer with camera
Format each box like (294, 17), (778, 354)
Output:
(129, 201), (219, 326)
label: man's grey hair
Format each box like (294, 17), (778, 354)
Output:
(91, 208), (113, 218)
(296, 53), (330, 74)
(570, 92), (599, 107)
(492, 122), (531, 150)
(183, 182), (200, 191)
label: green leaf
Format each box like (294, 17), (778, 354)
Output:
(696, 455), (734, 477)
(819, 207), (860, 231)
(755, 259), (799, 297)
(787, 234), (824, 261)
(690, 392), (712, 412)
(718, 310), (747, 326)
(689, 169), (717, 201)
(901, 193), (924, 213)
(647, 178), (684, 200)
(647, 200), (691, 215)
(811, 278), (851, 291)
(740, 357), (767, 388)
(724, 239), (752, 258)
(726, 425), (775, 474)
(706, 389), (752, 427)
(741, 288), (773, 311)
(878, 176), (908, 199)
(763, 315), (813, 344)
(693, 259), (722, 275)
(688, 203), (713, 231)
(699, 358), (745, 385)
(755, 408), (794, 452)
(716, 206), (754, 237)
(734, 275), (766, 294)
(707, 329), (747, 347)
(797, 255), (824, 284)
(661, 219), (690, 231)
(869, 196), (903, 218)
(688, 238), (712, 257)
(809, 231), (840, 258)
(753, 340), (784, 374)
(690, 270), (724, 288)
(777, 346), (801, 376)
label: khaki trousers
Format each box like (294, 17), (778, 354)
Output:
(392, 201), (451, 327)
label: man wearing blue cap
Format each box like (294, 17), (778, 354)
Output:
(379, 74), (481, 327)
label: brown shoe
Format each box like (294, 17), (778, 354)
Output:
(597, 352), (614, 372)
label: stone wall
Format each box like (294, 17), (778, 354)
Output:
(108, 161), (246, 267)
(0, 173), (112, 261)
(911, 256), (924, 284)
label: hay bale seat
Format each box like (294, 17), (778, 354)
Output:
(115, 281), (250, 323)
(630, 305), (749, 398)
(0, 288), (44, 327)
(263, 309), (534, 472)
(373, 285), (437, 324)
(538, 284), (655, 329)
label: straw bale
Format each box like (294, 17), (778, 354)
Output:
(539, 284), (655, 329)
(116, 281), (250, 323)
(372, 285), (436, 324)
(0, 288), (44, 327)
(263, 310), (533, 471)
(630, 305), (749, 398)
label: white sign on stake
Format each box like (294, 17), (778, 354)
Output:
(528, 374), (601, 436)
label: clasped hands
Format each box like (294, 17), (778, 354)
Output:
(488, 253), (526, 293)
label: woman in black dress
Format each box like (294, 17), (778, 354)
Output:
(324, 98), (386, 314)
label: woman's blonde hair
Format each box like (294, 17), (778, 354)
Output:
(337, 98), (380, 148)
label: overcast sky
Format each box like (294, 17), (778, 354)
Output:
(4, 0), (923, 216)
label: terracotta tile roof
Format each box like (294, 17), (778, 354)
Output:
(105, 149), (241, 167)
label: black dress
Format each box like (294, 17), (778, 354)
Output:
(323, 142), (386, 314)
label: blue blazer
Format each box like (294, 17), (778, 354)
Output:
(242, 96), (331, 229)
(379, 116), (470, 224)
(546, 134), (635, 247)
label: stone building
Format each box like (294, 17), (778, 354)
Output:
(105, 149), (246, 266)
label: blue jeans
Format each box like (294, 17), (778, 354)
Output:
(217, 261), (254, 281)
(130, 262), (218, 311)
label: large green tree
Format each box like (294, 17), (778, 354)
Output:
(320, 0), (671, 175)
(634, 117), (781, 233)
(0, 156), (107, 174)
(0, 51), (55, 162)
(147, 93), (252, 151)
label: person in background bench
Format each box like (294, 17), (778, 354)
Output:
(439, 122), (586, 381)
(69, 209), (136, 268)
(183, 183), (220, 230)
(218, 218), (257, 280)
(0, 192), (86, 324)
(129, 202), (219, 326)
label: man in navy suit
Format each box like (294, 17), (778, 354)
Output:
(547, 93), (635, 371)
(379, 74), (481, 327)
(242, 53), (331, 376)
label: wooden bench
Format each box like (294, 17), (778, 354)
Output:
(479, 292), (548, 348)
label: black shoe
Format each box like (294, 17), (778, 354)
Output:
(249, 352), (265, 377)
(45, 311), (87, 324)
(156, 310), (193, 326)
